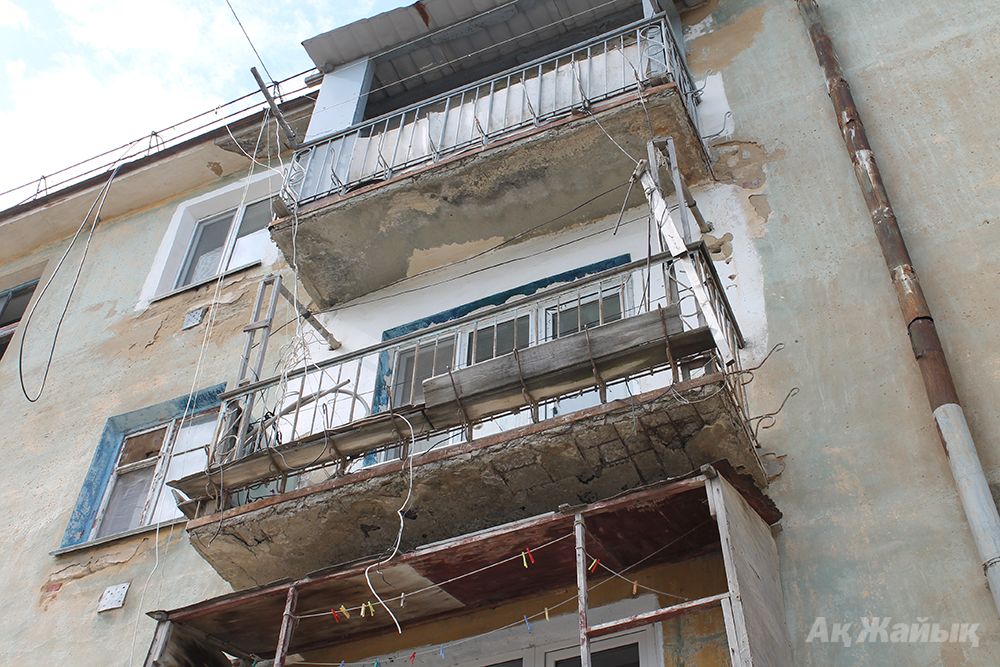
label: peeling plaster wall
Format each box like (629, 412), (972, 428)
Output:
(680, 0), (1000, 664)
(0, 170), (297, 664)
(4, 1), (1000, 664)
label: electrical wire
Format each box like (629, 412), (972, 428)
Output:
(17, 140), (142, 402)
(126, 110), (274, 667)
(291, 519), (710, 666)
(223, 0), (277, 84)
(363, 412), (413, 633)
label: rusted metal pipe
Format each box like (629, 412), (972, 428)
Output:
(574, 514), (593, 667)
(796, 0), (1000, 615)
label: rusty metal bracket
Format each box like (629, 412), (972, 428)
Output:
(583, 327), (608, 403)
(657, 305), (680, 384)
(512, 347), (540, 423)
(447, 368), (474, 432)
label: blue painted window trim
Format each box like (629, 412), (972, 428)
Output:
(369, 254), (631, 422)
(59, 383), (226, 549)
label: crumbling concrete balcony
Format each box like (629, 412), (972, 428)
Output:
(170, 245), (765, 587)
(271, 16), (711, 309)
(147, 471), (793, 666)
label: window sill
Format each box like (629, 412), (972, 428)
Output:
(149, 261), (263, 305)
(50, 517), (188, 557)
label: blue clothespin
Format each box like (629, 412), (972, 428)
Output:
(339, 662), (345, 667)
(523, 615), (532, 634)
(439, 646), (446, 659)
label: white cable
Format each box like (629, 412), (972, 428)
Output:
(363, 413), (417, 634)
(126, 109), (272, 667)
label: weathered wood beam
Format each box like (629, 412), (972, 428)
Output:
(586, 592), (729, 639)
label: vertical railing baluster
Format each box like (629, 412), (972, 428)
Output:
(408, 340), (422, 405)
(349, 359), (362, 422)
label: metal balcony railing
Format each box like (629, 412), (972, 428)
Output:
(281, 15), (700, 209)
(191, 244), (743, 503)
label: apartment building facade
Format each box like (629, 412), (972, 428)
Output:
(1, 0), (998, 665)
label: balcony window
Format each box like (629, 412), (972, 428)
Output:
(548, 290), (623, 339)
(390, 335), (456, 407)
(466, 314), (531, 365)
(0, 279), (38, 361)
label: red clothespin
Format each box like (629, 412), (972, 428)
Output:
(525, 546), (535, 565)
(588, 557), (600, 573)
(409, 652), (417, 664)
(331, 609), (341, 623)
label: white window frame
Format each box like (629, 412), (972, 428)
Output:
(91, 410), (216, 539)
(173, 195), (272, 290)
(541, 627), (657, 667)
(0, 278), (38, 360)
(447, 625), (659, 667)
(138, 171), (283, 308)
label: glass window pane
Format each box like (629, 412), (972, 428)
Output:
(119, 425), (169, 466)
(0, 282), (37, 327)
(172, 413), (216, 455)
(178, 211), (234, 287)
(227, 200), (275, 270)
(554, 643), (640, 667)
(552, 293), (622, 338)
(392, 337), (455, 405)
(237, 199), (272, 237)
(96, 466), (154, 538)
(485, 661), (522, 667)
(467, 315), (530, 365)
(147, 414), (214, 523)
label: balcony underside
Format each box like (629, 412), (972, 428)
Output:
(151, 470), (782, 664)
(185, 374), (763, 588)
(271, 84), (710, 309)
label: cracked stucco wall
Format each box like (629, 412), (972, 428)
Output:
(0, 169), (297, 665)
(682, 0), (1000, 664)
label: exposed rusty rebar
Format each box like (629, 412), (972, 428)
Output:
(796, 0), (1000, 616)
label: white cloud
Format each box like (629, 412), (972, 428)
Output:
(0, 0), (29, 29)
(0, 0), (412, 204)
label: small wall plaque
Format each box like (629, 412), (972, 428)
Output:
(97, 582), (130, 612)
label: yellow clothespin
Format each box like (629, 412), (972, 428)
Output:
(544, 607), (550, 621)
(340, 605), (351, 619)
(367, 601), (376, 616)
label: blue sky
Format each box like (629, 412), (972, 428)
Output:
(0, 0), (411, 196)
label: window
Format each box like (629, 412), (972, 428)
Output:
(0, 279), (38, 360)
(175, 197), (273, 289)
(543, 630), (651, 667)
(390, 334), (456, 407)
(140, 172), (282, 305)
(548, 290), (623, 339)
(466, 314), (531, 365)
(552, 644), (639, 667)
(94, 412), (215, 538)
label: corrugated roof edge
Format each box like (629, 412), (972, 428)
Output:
(302, 0), (513, 72)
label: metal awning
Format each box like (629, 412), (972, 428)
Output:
(146, 466), (784, 664)
(303, 0), (645, 112)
